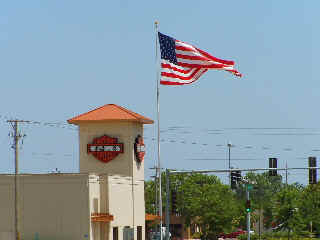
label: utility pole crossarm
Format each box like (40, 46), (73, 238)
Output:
(7, 120), (30, 124)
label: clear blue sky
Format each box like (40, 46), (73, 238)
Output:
(1, 1), (319, 185)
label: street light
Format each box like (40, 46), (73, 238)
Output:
(227, 142), (234, 186)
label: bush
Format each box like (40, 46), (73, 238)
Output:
(243, 230), (320, 240)
(191, 232), (201, 239)
(238, 234), (259, 240)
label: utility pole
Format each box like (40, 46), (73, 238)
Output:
(7, 120), (28, 240)
(285, 161), (288, 185)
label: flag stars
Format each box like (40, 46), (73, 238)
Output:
(158, 32), (177, 64)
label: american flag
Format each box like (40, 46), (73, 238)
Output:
(158, 32), (242, 85)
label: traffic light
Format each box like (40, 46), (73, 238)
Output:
(269, 158), (278, 176)
(309, 157), (317, 185)
(171, 190), (177, 214)
(235, 170), (241, 181)
(245, 200), (251, 212)
(231, 171), (237, 189)
(231, 170), (241, 189)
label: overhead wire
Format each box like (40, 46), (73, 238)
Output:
(0, 114), (77, 131)
(186, 158), (264, 161)
(1, 113), (320, 157)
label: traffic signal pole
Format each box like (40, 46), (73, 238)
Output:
(165, 169), (170, 240)
(246, 186), (251, 240)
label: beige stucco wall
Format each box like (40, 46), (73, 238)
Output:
(0, 176), (14, 239)
(0, 174), (90, 240)
(88, 174), (145, 240)
(88, 174), (112, 240)
(89, 175), (101, 240)
(107, 175), (145, 240)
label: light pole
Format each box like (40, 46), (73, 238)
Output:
(227, 142), (233, 186)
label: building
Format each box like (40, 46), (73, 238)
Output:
(0, 104), (153, 240)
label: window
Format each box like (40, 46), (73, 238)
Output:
(113, 227), (118, 240)
(137, 226), (142, 240)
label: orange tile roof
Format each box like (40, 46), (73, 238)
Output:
(67, 104), (154, 125)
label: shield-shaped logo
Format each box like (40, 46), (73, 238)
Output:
(134, 135), (145, 163)
(87, 135), (124, 163)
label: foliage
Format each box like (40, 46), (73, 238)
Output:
(144, 171), (320, 239)
(145, 171), (189, 214)
(235, 172), (284, 229)
(272, 185), (305, 238)
(145, 173), (239, 239)
(238, 233), (259, 240)
(299, 182), (320, 234)
(238, 231), (319, 240)
(145, 179), (158, 214)
(191, 231), (201, 239)
(178, 173), (237, 240)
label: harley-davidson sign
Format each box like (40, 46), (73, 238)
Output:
(87, 135), (124, 163)
(134, 135), (145, 163)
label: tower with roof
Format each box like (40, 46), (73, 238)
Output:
(68, 104), (154, 240)
(68, 104), (153, 178)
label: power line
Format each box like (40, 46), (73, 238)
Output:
(0, 115), (77, 131)
(2, 115), (320, 170)
(186, 158), (264, 161)
(2, 114), (320, 151)
(169, 166), (320, 174)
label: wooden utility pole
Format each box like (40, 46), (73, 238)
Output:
(7, 120), (29, 240)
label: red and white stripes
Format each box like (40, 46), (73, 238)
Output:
(160, 39), (242, 85)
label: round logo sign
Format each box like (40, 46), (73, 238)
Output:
(134, 135), (145, 163)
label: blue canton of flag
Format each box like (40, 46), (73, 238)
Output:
(158, 33), (177, 65)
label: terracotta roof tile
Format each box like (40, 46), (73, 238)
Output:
(67, 104), (154, 125)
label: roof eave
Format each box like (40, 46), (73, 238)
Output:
(67, 119), (154, 125)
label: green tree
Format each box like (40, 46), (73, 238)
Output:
(178, 173), (237, 240)
(272, 184), (305, 239)
(299, 182), (320, 235)
(145, 179), (158, 214)
(145, 171), (190, 217)
(235, 172), (284, 231)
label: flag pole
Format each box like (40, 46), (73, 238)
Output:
(154, 20), (163, 240)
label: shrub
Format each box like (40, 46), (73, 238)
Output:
(238, 233), (259, 240)
(191, 232), (201, 239)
